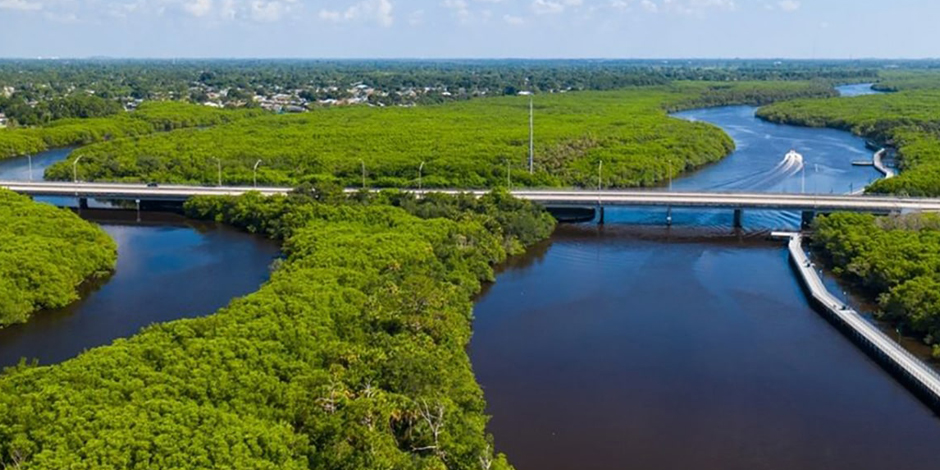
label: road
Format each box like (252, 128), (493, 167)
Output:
(2, 181), (940, 213)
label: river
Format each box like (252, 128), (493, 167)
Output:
(0, 153), (279, 369)
(470, 84), (940, 470)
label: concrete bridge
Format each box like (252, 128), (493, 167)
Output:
(3, 180), (939, 227)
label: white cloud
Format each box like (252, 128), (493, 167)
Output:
(407, 8), (424, 25)
(777, 0), (799, 12)
(532, 0), (582, 15)
(442, 0), (470, 19)
(183, 0), (213, 17)
(503, 13), (524, 24)
(652, 0), (735, 15)
(609, 0), (631, 11)
(319, 0), (394, 27)
(0, 0), (42, 11)
(250, 1), (285, 21)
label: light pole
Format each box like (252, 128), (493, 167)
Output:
(27, 154), (32, 181)
(814, 163), (819, 195)
(360, 160), (366, 188)
(72, 155), (83, 183)
(528, 94), (534, 174)
(253, 159), (262, 188)
(597, 160), (603, 190)
(418, 161), (425, 190)
(801, 163), (806, 194)
(214, 157), (222, 187)
(506, 159), (511, 189)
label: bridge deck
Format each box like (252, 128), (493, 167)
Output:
(4, 181), (940, 213)
(785, 233), (940, 407)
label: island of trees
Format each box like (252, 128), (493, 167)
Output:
(0, 189), (554, 469)
(0, 189), (116, 327)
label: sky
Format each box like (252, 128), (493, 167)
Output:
(0, 0), (937, 59)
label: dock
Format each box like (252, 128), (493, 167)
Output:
(781, 232), (940, 411)
(873, 148), (896, 178)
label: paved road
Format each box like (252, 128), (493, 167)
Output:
(3, 181), (940, 213)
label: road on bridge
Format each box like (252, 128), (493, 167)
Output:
(3, 180), (940, 213)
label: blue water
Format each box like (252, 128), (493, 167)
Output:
(0, 151), (280, 368)
(604, 101), (882, 230)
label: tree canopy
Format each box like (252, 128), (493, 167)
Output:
(812, 212), (940, 357)
(0, 189), (116, 327)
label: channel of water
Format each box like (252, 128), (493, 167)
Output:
(470, 83), (940, 470)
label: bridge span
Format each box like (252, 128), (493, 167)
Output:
(3, 181), (939, 227)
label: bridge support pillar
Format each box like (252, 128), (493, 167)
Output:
(78, 197), (89, 210)
(801, 211), (816, 229)
(733, 209), (743, 229)
(597, 205), (605, 225)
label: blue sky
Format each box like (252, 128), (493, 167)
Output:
(0, 0), (935, 58)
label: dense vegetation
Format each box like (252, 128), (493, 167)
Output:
(42, 81), (839, 189)
(0, 94), (123, 127)
(812, 213), (940, 357)
(0, 189), (554, 469)
(0, 189), (116, 327)
(0, 59), (877, 105)
(664, 81), (838, 111)
(757, 90), (940, 196)
(872, 70), (940, 92)
(0, 102), (261, 160)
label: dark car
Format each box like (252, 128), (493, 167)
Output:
(146, 182), (159, 188)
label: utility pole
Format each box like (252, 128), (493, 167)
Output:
(360, 160), (366, 188)
(528, 95), (534, 174)
(253, 159), (262, 188)
(27, 154), (32, 182)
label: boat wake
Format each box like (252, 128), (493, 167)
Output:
(705, 149), (804, 191)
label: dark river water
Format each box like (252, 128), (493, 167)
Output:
(471, 84), (940, 470)
(0, 154), (279, 368)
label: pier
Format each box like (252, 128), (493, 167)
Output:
(779, 232), (940, 412)
(873, 148), (897, 178)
